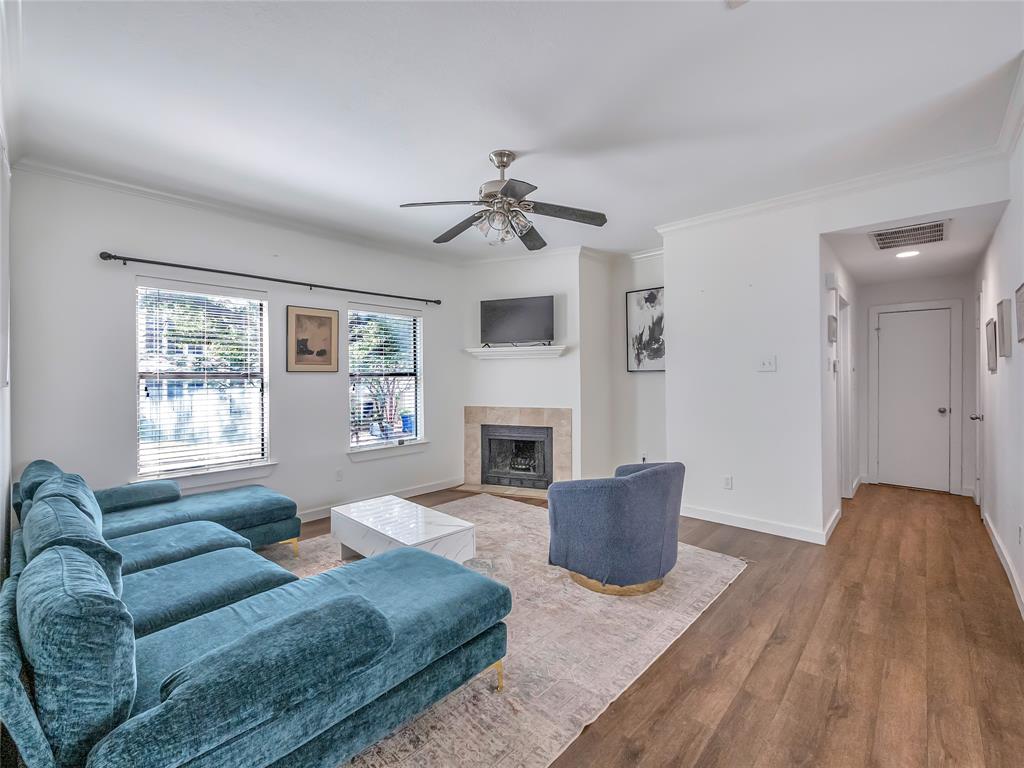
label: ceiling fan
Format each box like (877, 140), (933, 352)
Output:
(400, 150), (607, 251)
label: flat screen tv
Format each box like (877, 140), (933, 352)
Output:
(480, 296), (554, 345)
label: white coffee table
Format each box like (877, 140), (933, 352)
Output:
(330, 495), (476, 564)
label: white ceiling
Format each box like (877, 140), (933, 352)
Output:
(3, 1), (1022, 263)
(823, 201), (1008, 285)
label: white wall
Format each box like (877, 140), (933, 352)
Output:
(976, 137), (1024, 617)
(660, 157), (1009, 544)
(853, 272), (978, 494)
(10, 170), (468, 517)
(610, 253), (666, 469)
(460, 248), (584, 478)
(578, 249), (615, 477)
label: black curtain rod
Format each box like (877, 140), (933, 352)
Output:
(98, 251), (442, 306)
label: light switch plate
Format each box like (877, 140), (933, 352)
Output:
(758, 356), (777, 373)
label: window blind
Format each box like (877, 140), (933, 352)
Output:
(348, 307), (422, 449)
(137, 284), (268, 475)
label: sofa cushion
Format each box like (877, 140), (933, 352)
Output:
(93, 479), (182, 514)
(131, 547), (511, 715)
(87, 596), (395, 768)
(159, 594), (393, 702)
(120, 547), (298, 637)
(32, 473), (103, 529)
(111, 521), (251, 575)
(21, 496), (123, 596)
(17, 547), (136, 768)
(18, 459), (63, 499)
(102, 484), (297, 540)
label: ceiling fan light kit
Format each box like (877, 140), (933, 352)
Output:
(400, 149), (607, 251)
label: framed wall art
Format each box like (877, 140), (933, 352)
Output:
(986, 318), (998, 373)
(287, 305), (339, 372)
(1016, 282), (1024, 344)
(997, 298), (1013, 358)
(626, 287), (665, 372)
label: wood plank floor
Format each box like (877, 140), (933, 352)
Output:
(301, 484), (1024, 767)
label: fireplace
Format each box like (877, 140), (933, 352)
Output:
(480, 424), (554, 489)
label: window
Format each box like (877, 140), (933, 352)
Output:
(348, 306), (423, 450)
(137, 283), (268, 476)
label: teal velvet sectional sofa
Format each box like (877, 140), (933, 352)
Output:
(1, 460), (512, 768)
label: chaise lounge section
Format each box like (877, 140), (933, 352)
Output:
(2, 460), (512, 768)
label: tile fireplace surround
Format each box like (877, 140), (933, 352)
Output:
(464, 406), (572, 487)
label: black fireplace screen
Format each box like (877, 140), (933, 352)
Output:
(480, 424), (553, 489)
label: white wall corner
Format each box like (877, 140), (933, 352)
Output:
(983, 513), (1024, 622)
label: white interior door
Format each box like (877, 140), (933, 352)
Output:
(877, 308), (952, 492)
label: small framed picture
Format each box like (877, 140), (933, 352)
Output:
(997, 299), (1013, 358)
(626, 287), (665, 372)
(827, 314), (838, 344)
(1016, 282), (1024, 344)
(287, 305), (339, 372)
(986, 318), (998, 373)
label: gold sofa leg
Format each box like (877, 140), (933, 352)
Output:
(569, 571), (663, 596)
(283, 537), (299, 557)
(491, 660), (504, 692)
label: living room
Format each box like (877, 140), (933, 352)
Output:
(2, 2), (1024, 768)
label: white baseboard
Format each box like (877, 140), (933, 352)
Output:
(681, 504), (830, 545)
(845, 475), (863, 499)
(297, 476), (465, 523)
(983, 512), (1024, 622)
(824, 506), (843, 543)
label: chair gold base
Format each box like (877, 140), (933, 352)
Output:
(283, 537), (299, 557)
(490, 659), (504, 692)
(569, 571), (664, 596)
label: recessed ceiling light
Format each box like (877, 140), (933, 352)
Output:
(896, 250), (920, 259)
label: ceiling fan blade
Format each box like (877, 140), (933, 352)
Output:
(433, 212), (483, 244)
(518, 225), (547, 251)
(528, 201), (607, 227)
(499, 179), (538, 200)
(401, 200), (481, 208)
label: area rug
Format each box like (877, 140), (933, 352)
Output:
(263, 494), (746, 767)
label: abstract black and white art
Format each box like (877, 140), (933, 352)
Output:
(626, 286), (665, 372)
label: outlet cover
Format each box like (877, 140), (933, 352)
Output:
(723, 475), (734, 490)
(758, 356), (778, 373)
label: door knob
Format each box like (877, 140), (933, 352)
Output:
(970, 413), (984, 421)
(938, 407), (948, 414)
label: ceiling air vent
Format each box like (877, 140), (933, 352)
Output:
(869, 219), (948, 250)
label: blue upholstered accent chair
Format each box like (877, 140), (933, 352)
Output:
(547, 462), (685, 594)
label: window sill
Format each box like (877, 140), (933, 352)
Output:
(137, 460), (279, 490)
(347, 440), (430, 462)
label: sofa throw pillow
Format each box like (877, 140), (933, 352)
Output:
(17, 547), (136, 768)
(18, 460), (63, 500)
(32, 474), (103, 529)
(21, 497), (124, 597)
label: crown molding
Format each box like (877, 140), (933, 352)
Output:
(12, 158), (449, 262)
(629, 248), (663, 262)
(655, 145), (1006, 236)
(466, 244), (582, 267)
(997, 53), (1024, 156)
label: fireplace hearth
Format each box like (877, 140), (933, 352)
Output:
(481, 424), (553, 489)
